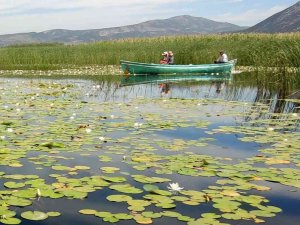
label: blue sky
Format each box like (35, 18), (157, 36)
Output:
(0, 0), (298, 35)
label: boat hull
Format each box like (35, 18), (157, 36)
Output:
(120, 60), (236, 75)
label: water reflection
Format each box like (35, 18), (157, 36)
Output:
(1, 71), (299, 115)
(119, 74), (232, 99)
(117, 73), (299, 115)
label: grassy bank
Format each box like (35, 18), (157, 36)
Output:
(0, 33), (299, 70)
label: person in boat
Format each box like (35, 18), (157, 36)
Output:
(214, 50), (228, 63)
(160, 51), (169, 64)
(167, 51), (174, 65)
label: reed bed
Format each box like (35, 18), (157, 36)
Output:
(0, 33), (299, 71)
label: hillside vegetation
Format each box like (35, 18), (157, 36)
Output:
(0, 15), (246, 46)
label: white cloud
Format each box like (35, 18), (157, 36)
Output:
(211, 5), (287, 26)
(0, 0), (197, 34)
(0, 1), (294, 34)
(225, 0), (243, 3)
(0, 0), (194, 14)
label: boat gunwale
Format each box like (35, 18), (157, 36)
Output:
(120, 59), (236, 69)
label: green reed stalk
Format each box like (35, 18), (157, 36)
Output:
(0, 33), (299, 70)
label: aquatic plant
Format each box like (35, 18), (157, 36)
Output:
(0, 33), (299, 72)
(167, 183), (184, 192)
(0, 78), (298, 225)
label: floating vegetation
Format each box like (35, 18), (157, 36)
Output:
(20, 211), (48, 221)
(0, 77), (299, 225)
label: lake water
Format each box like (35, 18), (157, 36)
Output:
(0, 72), (299, 225)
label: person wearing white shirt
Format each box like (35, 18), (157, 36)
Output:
(214, 51), (228, 63)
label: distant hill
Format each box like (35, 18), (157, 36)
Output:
(245, 1), (300, 33)
(0, 15), (247, 46)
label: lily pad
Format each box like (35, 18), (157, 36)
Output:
(21, 211), (48, 221)
(0, 218), (21, 225)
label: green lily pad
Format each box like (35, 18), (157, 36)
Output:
(0, 217), (21, 225)
(21, 211), (48, 221)
(151, 189), (172, 196)
(109, 184), (143, 194)
(101, 167), (120, 173)
(4, 182), (26, 189)
(6, 197), (32, 207)
(106, 195), (133, 202)
(114, 213), (133, 220)
(143, 184), (159, 192)
(40, 142), (65, 148)
(102, 176), (126, 183)
(142, 211), (162, 219)
(103, 216), (119, 223)
(79, 209), (97, 215)
(133, 215), (153, 224)
(47, 212), (61, 217)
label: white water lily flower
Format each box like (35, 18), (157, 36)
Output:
(167, 183), (184, 192)
(110, 115), (115, 119)
(134, 123), (143, 128)
(99, 136), (105, 141)
(0, 136), (6, 140)
(70, 116), (75, 120)
(292, 113), (298, 117)
(7, 128), (13, 133)
(267, 127), (274, 131)
(85, 128), (92, 133)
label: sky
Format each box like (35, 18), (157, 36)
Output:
(0, 0), (299, 35)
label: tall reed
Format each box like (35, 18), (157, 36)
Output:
(0, 33), (299, 70)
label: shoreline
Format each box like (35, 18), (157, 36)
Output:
(0, 65), (299, 77)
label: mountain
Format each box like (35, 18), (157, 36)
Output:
(245, 1), (300, 33)
(0, 15), (246, 46)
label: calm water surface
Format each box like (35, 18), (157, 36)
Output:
(0, 72), (299, 225)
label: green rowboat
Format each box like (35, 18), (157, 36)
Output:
(120, 59), (236, 75)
